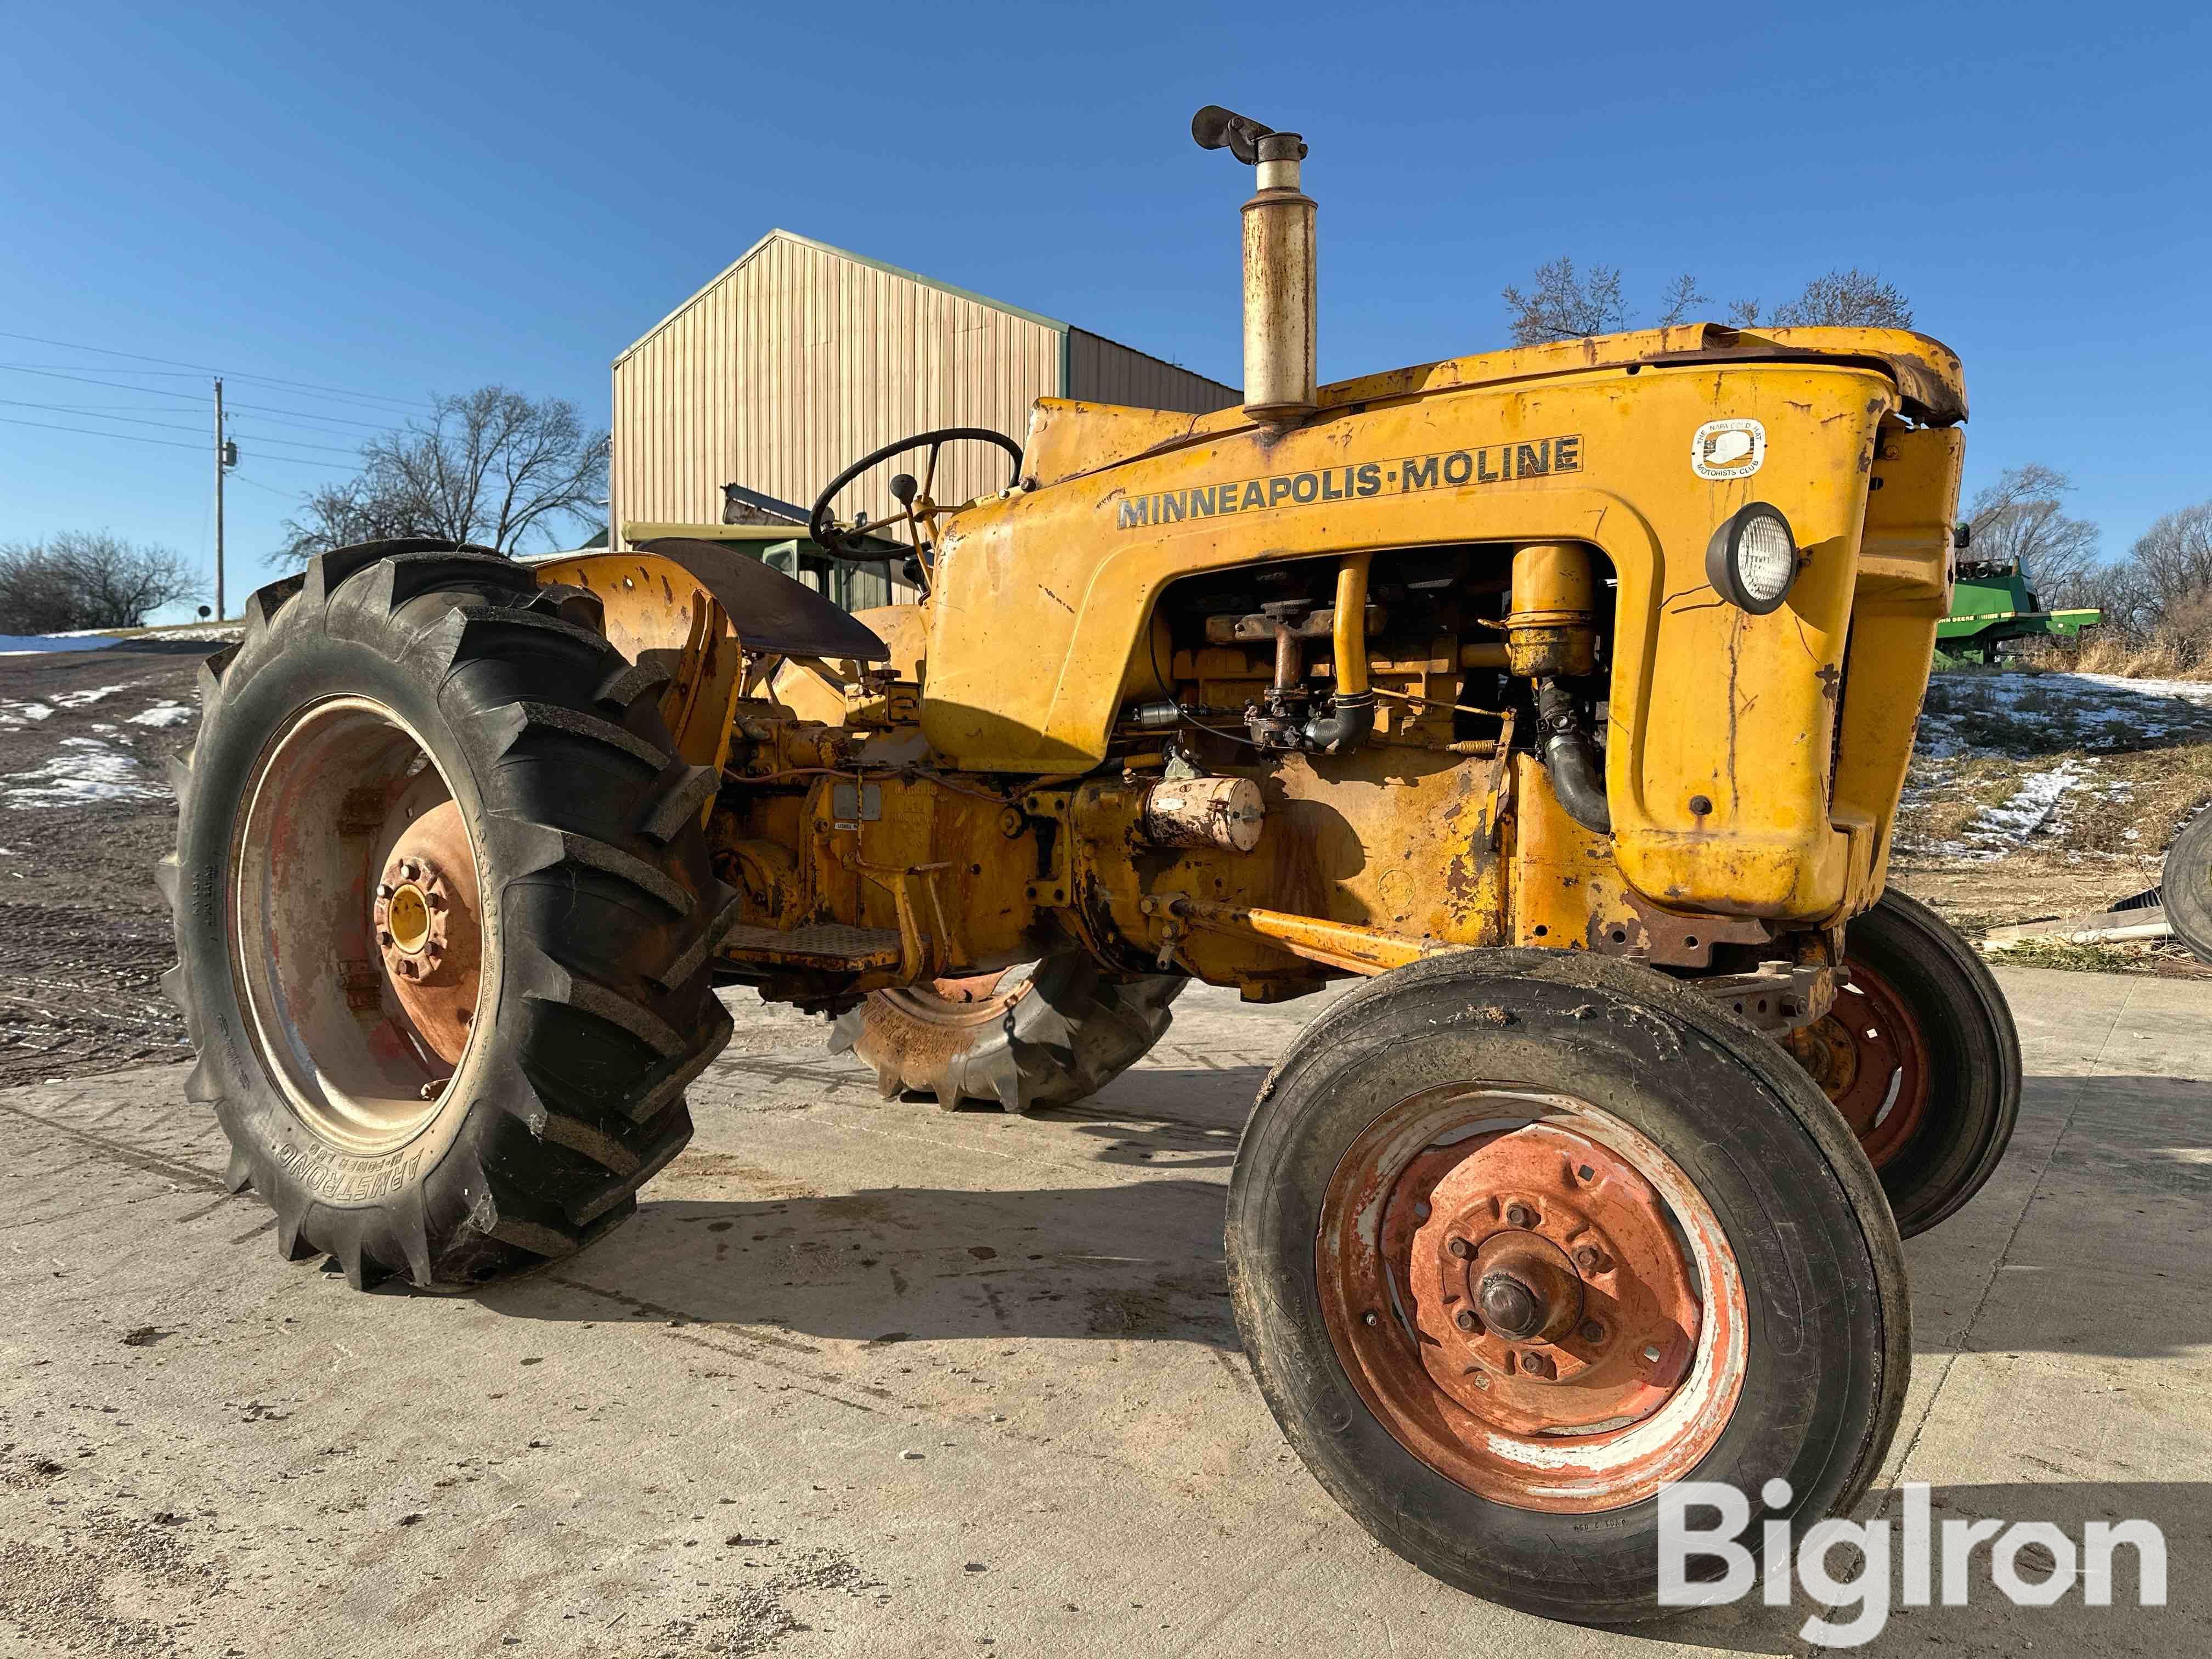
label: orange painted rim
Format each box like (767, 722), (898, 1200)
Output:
(1316, 1086), (1748, 1514)
(878, 964), (1037, 1028)
(1790, 965), (1930, 1171)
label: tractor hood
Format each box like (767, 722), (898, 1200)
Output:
(1022, 323), (1965, 491)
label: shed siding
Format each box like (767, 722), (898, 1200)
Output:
(613, 234), (1066, 545)
(1066, 328), (1242, 415)
(611, 234), (1239, 555)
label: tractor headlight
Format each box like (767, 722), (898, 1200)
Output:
(1706, 503), (1799, 615)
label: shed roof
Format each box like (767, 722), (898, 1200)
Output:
(615, 229), (1070, 368)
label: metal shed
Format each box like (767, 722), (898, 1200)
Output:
(610, 230), (1239, 558)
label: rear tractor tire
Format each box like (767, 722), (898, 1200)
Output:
(1787, 888), (2021, 1235)
(160, 541), (739, 1291)
(829, 950), (1182, 1113)
(2162, 804), (2212, 964)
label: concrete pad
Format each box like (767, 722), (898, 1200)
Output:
(2, 967), (2207, 1656)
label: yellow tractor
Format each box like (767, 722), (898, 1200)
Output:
(162, 108), (2017, 1622)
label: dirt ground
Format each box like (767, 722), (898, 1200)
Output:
(3, 645), (2208, 1093)
(0, 644), (206, 1088)
(1888, 667), (2212, 978)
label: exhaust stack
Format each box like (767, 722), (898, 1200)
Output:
(1193, 105), (1315, 424)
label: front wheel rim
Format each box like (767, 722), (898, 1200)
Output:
(1788, 964), (1931, 1171)
(1316, 1085), (1749, 1513)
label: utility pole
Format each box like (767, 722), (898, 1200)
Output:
(213, 376), (226, 621)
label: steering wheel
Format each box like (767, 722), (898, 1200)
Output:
(808, 427), (1024, 565)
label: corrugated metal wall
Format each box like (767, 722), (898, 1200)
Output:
(611, 233), (1240, 551)
(613, 233), (1064, 543)
(1066, 329), (1242, 415)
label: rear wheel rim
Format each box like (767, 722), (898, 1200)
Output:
(1316, 1085), (1748, 1513)
(1788, 964), (1930, 1171)
(228, 696), (492, 1156)
(877, 961), (1040, 1028)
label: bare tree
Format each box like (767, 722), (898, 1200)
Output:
(0, 532), (202, 631)
(1501, 258), (1629, 344)
(1504, 260), (1914, 342)
(1964, 465), (2102, 603)
(2126, 503), (2212, 633)
(1764, 268), (1914, 329)
(1653, 273), (1709, 328)
(279, 474), (442, 565)
(277, 387), (608, 565)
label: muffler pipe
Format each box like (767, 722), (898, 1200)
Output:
(1193, 105), (1316, 424)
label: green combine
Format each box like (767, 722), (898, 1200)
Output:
(1937, 555), (2101, 664)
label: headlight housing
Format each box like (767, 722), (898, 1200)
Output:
(1705, 503), (1799, 615)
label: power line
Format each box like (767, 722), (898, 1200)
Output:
(229, 473), (306, 500)
(0, 414), (353, 469)
(230, 428), (363, 456)
(0, 368), (409, 444)
(1, 364), (213, 403)
(0, 329), (430, 411)
(0, 413), (205, 452)
(223, 399), (399, 434)
(2, 377), (398, 446)
(0, 394), (365, 457)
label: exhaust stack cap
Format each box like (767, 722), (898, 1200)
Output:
(1193, 105), (1317, 425)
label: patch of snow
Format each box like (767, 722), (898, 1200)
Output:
(0, 701), (55, 725)
(0, 634), (122, 654)
(126, 702), (195, 729)
(1965, 760), (2087, 853)
(49, 684), (127, 708)
(147, 626), (244, 642)
(3, 737), (166, 807)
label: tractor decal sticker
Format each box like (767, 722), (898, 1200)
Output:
(1114, 434), (1583, 529)
(1692, 418), (1765, 480)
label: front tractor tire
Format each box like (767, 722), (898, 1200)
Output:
(1227, 950), (1910, 1625)
(1788, 888), (2021, 1236)
(829, 951), (1182, 1113)
(160, 543), (738, 1291)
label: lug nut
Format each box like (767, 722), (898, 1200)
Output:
(1454, 1309), (1478, 1332)
(1522, 1352), (1552, 1379)
(1573, 1245), (1605, 1272)
(1362, 1310), (1379, 1327)
(375, 883), (393, 899)
(1448, 1237), (1471, 1259)
(1505, 1204), (1536, 1228)
(1579, 1319), (1605, 1342)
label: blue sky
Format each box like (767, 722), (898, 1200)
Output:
(3, 2), (2207, 622)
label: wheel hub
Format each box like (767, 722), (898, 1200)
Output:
(371, 799), (482, 1064)
(1786, 966), (1929, 1169)
(1389, 1124), (1700, 1435)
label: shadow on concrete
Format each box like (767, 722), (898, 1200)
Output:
(486, 1177), (1243, 1348)
(1651, 1480), (2208, 1655)
(483, 1068), (2212, 1365)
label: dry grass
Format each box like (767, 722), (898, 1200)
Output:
(2072, 635), (2212, 680)
(1887, 667), (2212, 971)
(1977, 935), (2212, 979)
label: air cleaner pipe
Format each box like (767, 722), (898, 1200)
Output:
(1536, 677), (1610, 834)
(1302, 550), (1375, 754)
